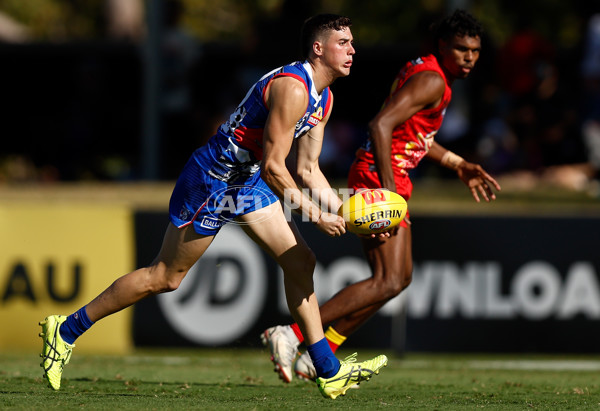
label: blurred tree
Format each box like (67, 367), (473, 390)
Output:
(0, 0), (104, 41)
(0, 0), (593, 51)
(472, 0), (589, 50)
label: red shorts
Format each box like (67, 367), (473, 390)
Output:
(347, 160), (411, 228)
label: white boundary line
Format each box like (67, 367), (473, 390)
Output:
(402, 359), (600, 371)
(467, 360), (600, 371)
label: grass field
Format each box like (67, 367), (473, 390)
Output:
(2, 348), (600, 410)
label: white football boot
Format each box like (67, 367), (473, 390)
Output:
(294, 350), (317, 381)
(261, 325), (300, 383)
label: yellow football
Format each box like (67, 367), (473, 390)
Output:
(338, 189), (407, 235)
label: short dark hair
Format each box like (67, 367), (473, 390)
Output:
(300, 14), (352, 59)
(431, 9), (483, 49)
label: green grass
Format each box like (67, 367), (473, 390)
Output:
(2, 349), (600, 410)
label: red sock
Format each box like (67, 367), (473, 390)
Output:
(324, 326), (346, 353)
(326, 339), (339, 353)
(290, 323), (304, 343)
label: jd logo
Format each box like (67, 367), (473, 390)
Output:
(157, 225), (267, 345)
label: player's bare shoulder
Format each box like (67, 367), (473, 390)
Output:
(264, 76), (309, 110)
(404, 70), (446, 108)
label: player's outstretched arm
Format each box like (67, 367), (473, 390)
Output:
(369, 71), (446, 192)
(262, 77), (320, 219)
(428, 141), (501, 202)
(295, 93), (344, 216)
(456, 162), (501, 202)
(262, 77), (345, 237)
(295, 103), (347, 236)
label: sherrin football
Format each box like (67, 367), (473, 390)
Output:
(338, 189), (407, 235)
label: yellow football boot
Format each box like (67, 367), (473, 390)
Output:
(316, 353), (388, 399)
(39, 315), (74, 390)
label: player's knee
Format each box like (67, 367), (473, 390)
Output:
(162, 274), (185, 293)
(281, 248), (316, 286)
(382, 267), (413, 297)
(146, 263), (187, 294)
(299, 249), (317, 276)
(383, 278), (404, 298)
(400, 269), (413, 292)
(287, 248), (316, 274)
(391, 258), (413, 292)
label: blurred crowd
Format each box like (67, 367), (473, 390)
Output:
(1, 1), (600, 197)
(458, 14), (600, 195)
(325, 10), (600, 196)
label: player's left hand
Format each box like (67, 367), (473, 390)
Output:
(357, 231), (391, 239)
(456, 162), (501, 202)
(356, 224), (399, 239)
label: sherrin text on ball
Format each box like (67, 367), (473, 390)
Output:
(338, 188), (407, 235)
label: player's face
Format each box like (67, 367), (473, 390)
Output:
(439, 34), (481, 79)
(320, 27), (355, 77)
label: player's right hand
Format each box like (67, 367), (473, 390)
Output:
(315, 212), (346, 237)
